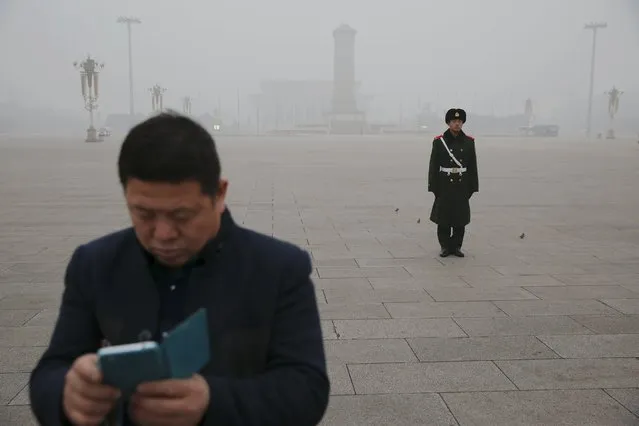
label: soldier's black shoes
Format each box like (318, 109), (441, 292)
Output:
(452, 249), (465, 257)
(439, 248), (450, 257)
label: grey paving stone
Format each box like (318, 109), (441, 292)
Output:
(494, 300), (621, 316)
(407, 265), (501, 279)
(327, 363), (354, 395)
(319, 303), (390, 320)
(0, 326), (52, 347)
(0, 346), (46, 373)
(492, 265), (588, 276)
(6, 262), (66, 275)
(496, 358), (639, 390)
(369, 277), (471, 290)
(334, 318), (467, 339)
(355, 258), (442, 268)
(455, 316), (593, 336)
(311, 258), (358, 268)
(320, 320), (337, 339)
(602, 299), (639, 314)
(385, 301), (507, 319)
(613, 274), (639, 287)
(526, 285), (639, 300)
(552, 273), (630, 286)
(314, 290), (327, 304)
(426, 287), (538, 302)
(408, 336), (559, 362)
(605, 388), (639, 417)
(320, 394), (457, 426)
(0, 310), (39, 326)
(570, 315), (639, 334)
(462, 274), (566, 287)
(8, 383), (30, 405)
(324, 288), (433, 304)
(443, 390), (639, 426)
(313, 278), (372, 290)
(324, 339), (417, 364)
(0, 269), (64, 283)
(538, 334), (639, 358)
(345, 246), (392, 258)
(317, 266), (410, 279)
(349, 361), (516, 394)
(0, 373), (29, 404)
(0, 294), (61, 310)
(0, 406), (38, 426)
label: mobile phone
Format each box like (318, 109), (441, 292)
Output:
(97, 309), (210, 394)
(98, 341), (170, 395)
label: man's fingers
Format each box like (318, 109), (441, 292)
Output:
(65, 391), (115, 426)
(130, 397), (192, 426)
(67, 370), (120, 401)
(67, 392), (114, 417)
(136, 378), (192, 397)
(131, 395), (186, 416)
(73, 354), (103, 383)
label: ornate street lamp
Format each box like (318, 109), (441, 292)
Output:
(73, 55), (104, 142)
(605, 86), (623, 140)
(149, 84), (166, 113)
(182, 96), (192, 115)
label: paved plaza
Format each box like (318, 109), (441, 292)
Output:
(0, 133), (638, 425)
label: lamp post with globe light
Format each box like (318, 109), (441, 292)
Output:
(73, 55), (104, 142)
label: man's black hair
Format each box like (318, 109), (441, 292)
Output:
(118, 111), (221, 196)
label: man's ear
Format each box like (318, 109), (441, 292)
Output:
(214, 179), (229, 213)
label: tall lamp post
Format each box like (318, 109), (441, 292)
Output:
(73, 55), (104, 142)
(117, 16), (141, 117)
(149, 84), (167, 113)
(584, 22), (607, 138)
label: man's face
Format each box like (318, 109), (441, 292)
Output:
(124, 178), (228, 267)
(448, 119), (463, 132)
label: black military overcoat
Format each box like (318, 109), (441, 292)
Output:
(428, 129), (479, 226)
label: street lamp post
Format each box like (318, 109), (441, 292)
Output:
(73, 55), (104, 142)
(584, 22), (607, 138)
(149, 84), (167, 113)
(117, 16), (141, 117)
(605, 86), (623, 140)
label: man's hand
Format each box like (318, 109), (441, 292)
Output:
(63, 354), (121, 426)
(129, 374), (210, 426)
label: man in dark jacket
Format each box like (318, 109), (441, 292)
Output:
(29, 112), (329, 426)
(428, 108), (479, 258)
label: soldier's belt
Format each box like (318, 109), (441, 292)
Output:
(440, 166), (467, 174)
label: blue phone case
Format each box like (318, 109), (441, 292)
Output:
(162, 308), (210, 379)
(98, 308), (210, 394)
(98, 342), (170, 395)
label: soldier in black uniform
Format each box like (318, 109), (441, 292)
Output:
(428, 108), (479, 257)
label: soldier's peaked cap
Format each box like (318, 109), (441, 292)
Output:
(445, 108), (467, 124)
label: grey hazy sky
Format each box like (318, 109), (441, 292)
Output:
(1, 0), (637, 118)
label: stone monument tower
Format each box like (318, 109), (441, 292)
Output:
(330, 24), (366, 134)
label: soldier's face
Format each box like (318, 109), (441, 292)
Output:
(448, 119), (463, 132)
(124, 178), (228, 267)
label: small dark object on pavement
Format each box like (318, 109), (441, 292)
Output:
(520, 233), (525, 239)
